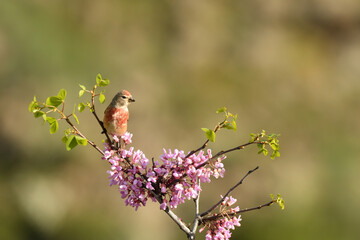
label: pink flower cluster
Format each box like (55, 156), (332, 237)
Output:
(103, 144), (156, 210)
(102, 132), (227, 211)
(200, 196), (242, 240)
(157, 148), (226, 209)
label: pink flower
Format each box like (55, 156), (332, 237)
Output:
(121, 132), (133, 145)
(228, 196), (237, 206)
(113, 135), (120, 143)
(160, 201), (167, 210)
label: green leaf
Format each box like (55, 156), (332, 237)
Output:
(201, 128), (215, 142)
(227, 112), (234, 118)
(258, 147), (268, 156)
(98, 78), (110, 87)
(99, 93), (105, 104)
(269, 143), (278, 151)
(73, 113), (80, 124)
(223, 123), (235, 131)
(261, 130), (266, 137)
(271, 151), (280, 159)
(65, 135), (78, 151)
(28, 100), (38, 112)
(57, 89), (67, 100)
(78, 103), (86, 112)
(263, 148), (268, 156)
(46, 96), (63, 107)
(276, 194), (285, 210)
(79, 89), (85, 97)
(62, 136), (68, 143)
(96, 74), (102, 84)
(79, 84), (86, 90)
(46, 117), (58, 133)
(33, 110), (44, 118)
(232, 120), (237, 131)
(75, 136), (87, 146)
(216, 107), (227, 114)
(46, 116), (56, 124)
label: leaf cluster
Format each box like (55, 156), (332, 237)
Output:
(250, 130), (280, 159)
(78, 74), (108, 112)
(201, 107), (237, 142)
(28, 74), (110, 151)
(28, 89), (68, 134)
(271, 194), (285, 210)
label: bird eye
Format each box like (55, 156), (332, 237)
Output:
(121, 96), (127, 99)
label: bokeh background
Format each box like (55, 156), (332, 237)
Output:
(1, 0), (360, 239)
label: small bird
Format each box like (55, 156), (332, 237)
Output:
(103, 90), (135, 140)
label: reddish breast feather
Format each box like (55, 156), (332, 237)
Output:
(114, 108), (129, 127)
(104, 107), (129, 130)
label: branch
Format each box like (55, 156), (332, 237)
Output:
(192, 141), (262, 171)
(125, 163), (192, 238)
(185, 121), (224, 159)
(201, 199), (276, 222)
(200, 166), (259, 217)
(164, 207), (192, 237)
(211, 141), (262, 161)
(188, 179), (201, 240)
(90, 91), (112, 145)
(64, 118), (104, 156)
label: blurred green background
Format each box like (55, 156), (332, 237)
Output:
(1, 0), (360, 239)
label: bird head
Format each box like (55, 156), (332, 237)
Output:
(112, 90), (135, 108)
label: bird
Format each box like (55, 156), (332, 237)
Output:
(103, 90), (135, 142)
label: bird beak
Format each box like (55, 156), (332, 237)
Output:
(129, 98), (135, 102)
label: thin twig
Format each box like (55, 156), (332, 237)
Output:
(189, 179), (201, 240)
(210, 141), (263, 161)
(64, 118), (104, 155)
(90, 91), (112, 144)
(200, 166), (259, 217)
(201, 200), (275, 222)
(185, 122), (224, 159)
(193, 141), (263, 172)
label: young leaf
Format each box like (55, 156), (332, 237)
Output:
(46, 96), (63, 107)
(216, 107), (227, 114)
(49, 119), (59, 134)
(65, 135), (78, 151)
(28, 100), (39, 112)
(231, 119), (237, 131)
(98, 78), (110, 87)
(79, 89), (85, 97)
(96, 74), (102, 84)
(46, 117), (57, 124)
(276, 194), (285, 210)
(223, 123), (235, 130)
(99, 93), (105, 104)
(75, 136), (87, 146)
(62, 136), (68, 143)
(57, 89), (67, 100)
(33, 110), (45, 118)
(271, 151), (280, 159)
(78, 103), (86, 112)
(73, 113), (80, 124)
(201, 128), (215, 142)
(79, 84), (86, 90)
